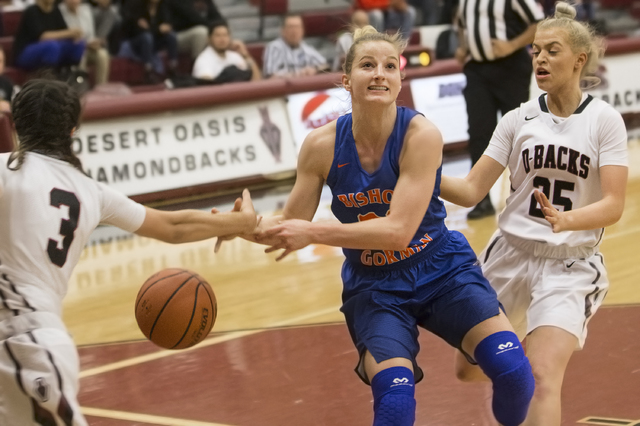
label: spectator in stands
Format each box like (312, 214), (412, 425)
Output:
(355, 0), (416, 40)
(0, 47), (15, 112)
(333, 9), (369, 71)
(192, 21), (261, 83)
(8, 0), (35, 11)
(165, 0), (223, 60)
(409, 0), (441, 25)
(60, 0), (110, 85)
(92, 0), (122, 56)
(262, 14), (328, 79)
(120, 0), (178, 83)
(13, 0), (86, 72)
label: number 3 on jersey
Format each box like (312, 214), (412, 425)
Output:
(528, 176), (575, 218)
(48, 188), (81, 267)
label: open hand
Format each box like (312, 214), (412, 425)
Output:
(230, 39), (249, 57)
(533, 189), (566, 232)
(213, 189), (261, 253)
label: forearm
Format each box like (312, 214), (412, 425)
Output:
(40, 30), (76, 41)
(308, 218), (414, 251)
(559, 196), (624, 231)
(138, 208), (255, 244)
(172, 210), (256, 243)
(248, 58), (262, 80)
(439, 175), (485, 207)
(510, 23), (537, 51)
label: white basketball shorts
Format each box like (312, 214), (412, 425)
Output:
(479, 231), (608, 349)
(0, 312), (87, 426)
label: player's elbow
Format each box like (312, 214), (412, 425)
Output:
(395, 235), (414, 251)
(608, 205), (625, 226)
(603, 196), (625, 227)
(386, 225), (415, 251)
(458, 197), (478, 208)
(163, 229), (187, 244)
(156, 213), (192, 244)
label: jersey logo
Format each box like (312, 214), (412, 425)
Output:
(358, 211), (388, 222)
(525, 115), (539, 121)
(338, 163), (350, 168)
(34, 377), (50, 402)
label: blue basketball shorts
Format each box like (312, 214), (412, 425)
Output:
(340, 231), (501, 384)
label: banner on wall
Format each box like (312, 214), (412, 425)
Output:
(286, 88), (352, 152)
(73, 99), (297, 196)
(409, 73), (469, 144)
(530, 53), (640, 134)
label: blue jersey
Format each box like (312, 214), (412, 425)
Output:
(326, 106), (448, 272)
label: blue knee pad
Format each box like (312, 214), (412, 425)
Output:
(474, 331), (535, 426)
(370, 366), (416, 426)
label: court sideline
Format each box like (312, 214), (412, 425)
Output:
(65, 139), (640, 425)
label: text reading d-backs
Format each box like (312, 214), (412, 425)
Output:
(522, 144), (591, 179)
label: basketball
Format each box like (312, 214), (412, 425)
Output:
(135, 268), (217, 350)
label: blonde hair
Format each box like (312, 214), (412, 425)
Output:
(537, 1), (605, 89)
(342, 25), (407, 75)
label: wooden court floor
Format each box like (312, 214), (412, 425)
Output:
(66, 138), (640, 426)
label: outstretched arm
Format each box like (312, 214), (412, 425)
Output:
(534, 165), (628, 232)
(245, 124), (330, 246)
(440, 155), (505, 207)
(135, 189), (258, 244)
(440, 109), (514, 207)
(262, 115), (445, 260)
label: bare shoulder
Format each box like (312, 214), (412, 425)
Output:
(300, 120), (337, 153)
(297, 119), (337, 176)
(404, 113), (443, 150)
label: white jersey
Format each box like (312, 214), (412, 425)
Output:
(484, 93), (628, 249)
(0, 152), (145, 320)
(192, 46), (248, 80)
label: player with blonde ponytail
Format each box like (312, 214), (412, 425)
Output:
(441, 3), (628, 425)
(252, 25), (535, 425)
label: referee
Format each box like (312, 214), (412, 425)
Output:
(456, 0), (544, 219)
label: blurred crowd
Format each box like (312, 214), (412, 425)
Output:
(0, 0), (632, 106)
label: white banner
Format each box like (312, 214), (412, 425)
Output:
(287, 0), (348, 12)
(531, 53), (640, 115)
(410, 73), (469, 144)
(73, 99), (297, 196)
(286, 88), (352, 152)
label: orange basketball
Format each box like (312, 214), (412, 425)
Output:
(135, 268), (217, 349)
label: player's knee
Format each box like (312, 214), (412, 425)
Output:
(455, 363), (485, 382)
(371, 366), (416, 426)
(474, 331), (535, 426)
(455, 351), (488, 382)
(529, 360), (563, 400)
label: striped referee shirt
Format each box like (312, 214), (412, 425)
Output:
(262, 37), (328, 78)
(458, 0), (544, 62)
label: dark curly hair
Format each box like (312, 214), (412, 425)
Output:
(8, 79), (83, 171)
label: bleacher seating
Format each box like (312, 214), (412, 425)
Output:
(0, 1), (424, 89)
(301, 9), (352, 37)
(596, 0), (640, 34)
(1, 9), (20, 38)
